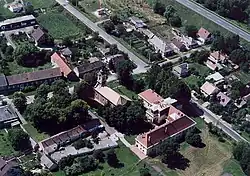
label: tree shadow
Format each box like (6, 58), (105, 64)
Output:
(164, 152), (190, 170)
(109, 162), (124, 168)
(190, 142), (206, 148)
(182, 102), (204, 117)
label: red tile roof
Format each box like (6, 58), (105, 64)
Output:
(136, 106), (195, 148)
(51, 52), (73, 77)
(138, 89), (164, 104)
(197, 27), (211, 40)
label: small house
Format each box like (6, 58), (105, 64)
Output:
(197, 27), (212, 44)
(172, 63), (189, 78)
(200, 81), (219, 97)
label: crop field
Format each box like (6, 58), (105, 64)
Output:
(37, 13), (82, 39)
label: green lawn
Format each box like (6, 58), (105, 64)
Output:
(0, 130), (18, 157)
(107, 80), (138, 100)
(37, 13), (82, 39)
(23, 0), (56, 9)
(233, 71), (250, 84)
(189, 63), (211, 77)
(146, 0), (232, 37)
(0, 1), (15, 19)
(223, 159), (245, 176)
(79, 0), (100, 12)
(183, 75), (200, 89)
(22, 123), (49, 142)
(124, 135), (136, 145)
(193, 117), (205, 130)
(8, 61), (52, 75)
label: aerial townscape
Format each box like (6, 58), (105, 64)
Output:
(0, 0), (250, 176)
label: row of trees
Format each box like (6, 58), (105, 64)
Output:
(196, 0), (250, 23)
(145, 63), (191, 104)
(153, 2), (182, 27)
(24, 80), (90, 134)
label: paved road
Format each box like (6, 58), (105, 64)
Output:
(176, 0), (250, 42)
(56, 0), (148, 74)
(191, 98), (247, 142)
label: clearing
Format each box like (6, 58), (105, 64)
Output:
(37, 12), (82, 39)
(22, 123), (49, 142)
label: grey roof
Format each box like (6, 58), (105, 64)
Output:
(0, 158), (18, 176)
(41, 154), (56, 170)
(61, 47), (72, 56)
(0, 105), (18, 123)
(173, 63), (188, 74)
(0, 75), (7, 88)
(77, 61), (104, 75)
(31, 27), (45, 42)
(0, 15), (35, 26)
(148, 35), (173, 53)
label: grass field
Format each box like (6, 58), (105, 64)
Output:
(0, 0), (15, 19)
(23, 0), (56, 9)
(8, 61), (52, 75)
(37, 13), (82, 39)
(124, 135), (136, 145)
(0, 130), (18, 157)
(146, 0), (232, 37)
(190, 63), (211, 77)
(223, 159), (245, 176)
(22, 123), (49, 142)
(233, 71), (250, 84)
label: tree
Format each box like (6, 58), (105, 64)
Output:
(107, 149), (119, 167)
(25, 4), (34, 15)
(103, 21), (115, 34)
(169, 14), (182, 27)
(35, 83), (50, 99)
(13, 42), (38, 65)
(110, 14), (120, 25)
(145, 64), (161, 90)
(117, 60), (134, 89)
(164, 5), (176, 21)
(139, 167), (151, 176)
(185, 25), (198, 38)
(211, 35), (225, 52)
(169, 81), (191, 104)
(153, 1), (166, 15)
(62, 37), (73, 47)
(109, 44), (119, 55)
(8, 128), (31, 151)
(233, 141), (249, 161)
(93, 150), (105, 162)
(13, 92), (27, 112)
(185, 130), (202, 147)
(58, 155), (74, 170)
(229, 49), (246, 65)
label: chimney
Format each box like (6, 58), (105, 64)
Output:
(165, 127), (168, 133)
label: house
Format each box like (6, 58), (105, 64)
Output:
(200, 81), (219, 97)
(148, 35), (174, 57)
(0, 75), (7, 94)
(41, 154), (57, 171)
(135, 106), (196, 155)
(93, 71), (129, 107)
(171, 38), (187, 52)
(206, 51), (228, 71)
(182, 36), (199, 49)
(129, 16), (147, 28)
(0, 105), (19, 129)
(30, 27), (46, 45)
(0, 158), (18, 176)
(73, 61), (105, 79)
(205, 72), (224, 85)
(197, 27), (212, 44)
(172, 63), (189, 77)
(138, 89), (164, 109)
(6, 68), (62, 92)
(51, 52), (77, 80)
(60, 47), (72, 58)
(217, 92), (231, 107)
(0, 15), (36, 31)
(8, 3), (23, 13)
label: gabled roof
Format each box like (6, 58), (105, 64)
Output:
(61, 47), (72, 56)
(0, 75), (7, 88)
(94, 86), (126, 106)
(206, 72), (224, 82)
(172, 38), (186, 49)
(136, 106), (196, 148)
(138, 89), (164, 105)
(200, 81), (219, 96)
(173, 63), (188, 75)
(31, 27), (45, 42)
(210, 51), (228, 62)
(149, 35), (173, 53)
(197, 27), (211, 40)
(0, 105), (18, 123)
(6, 68), (62, 86)
(51, 52), (73, 77)
(76, 61), (104, 75)
(0, 158), (18, 176)
(217, 92), (231, 107)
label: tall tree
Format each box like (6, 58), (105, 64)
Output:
(185, 25), (198, 38)
(13, 92), (27, 112)
(8, 128), (31, 151)
(153, 1), (165, 15)
(117, 60), (134, 89)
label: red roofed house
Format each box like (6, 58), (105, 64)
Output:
(206, 51), (228, 71)
(51, 52), (77, 81)
(200, 81), (219, 97)
(197, 27), (212, 44)
(138, 89), (164, 109)
(135, 105), (196, 155)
